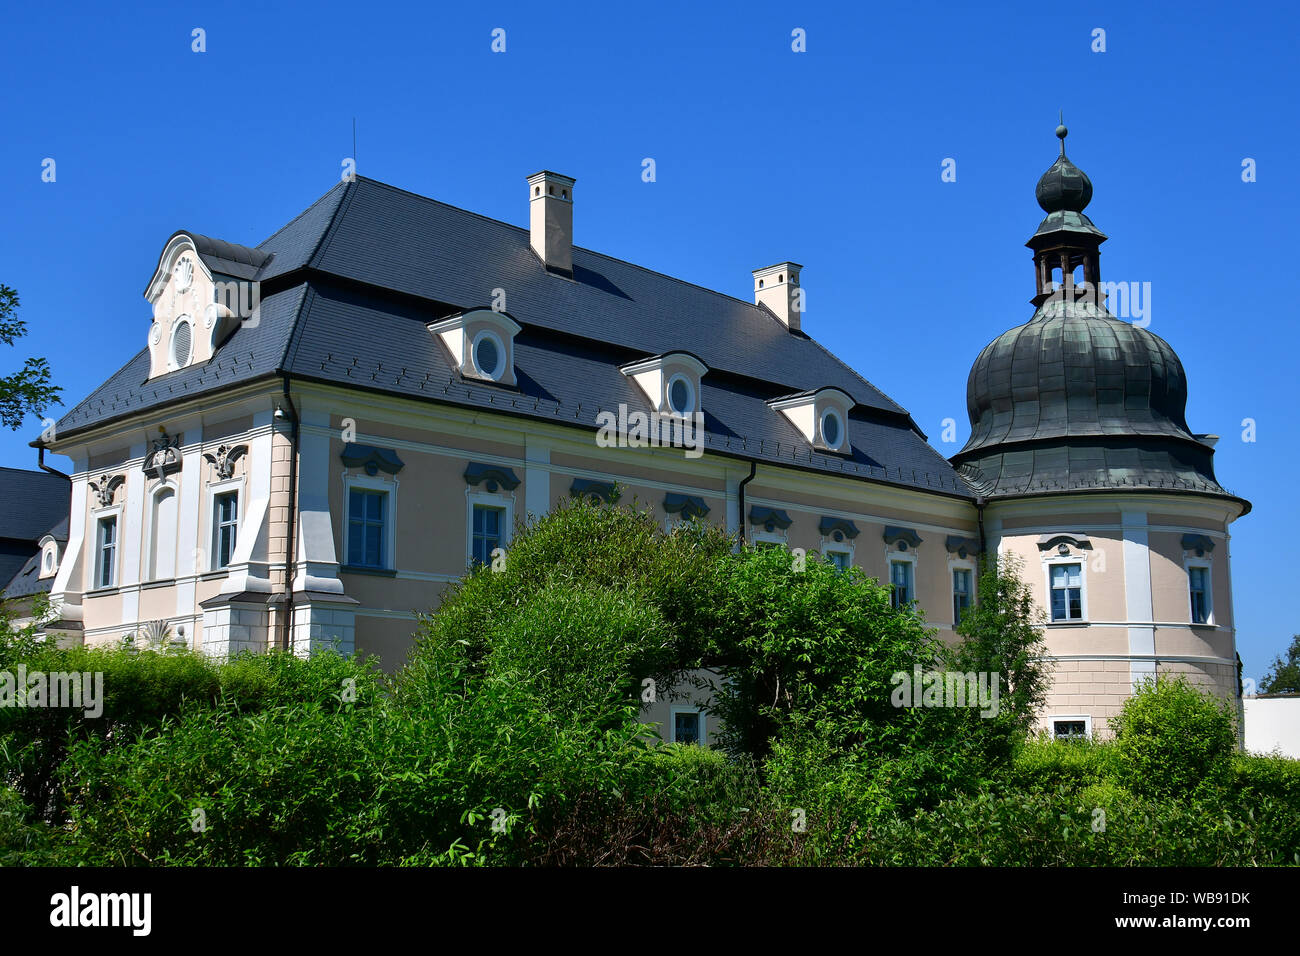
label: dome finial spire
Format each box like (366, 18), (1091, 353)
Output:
(1056, 111), (1068, 156)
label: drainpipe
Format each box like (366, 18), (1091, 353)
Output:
(737, 460), (757, 545)
(279, 375), (300, 653)
(37, 444), (71, 480)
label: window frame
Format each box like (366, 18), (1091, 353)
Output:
(1043, 556), (1088, 624)
(169, 315), (194, 370)
(669, 705), (706, 745)
(90, 506), (122, 591)
(1185, 557), (1214, 626)
(211, 489), (240, 571)
(466, 487), (514, 568)
(888, 551), (917, 609)
(471, 328), (507, 380)
(950, 562), (975, 626)
(343, 472), (399, 571)
(1050, 715), (1093, 741)
(665, 372), (696, 417)
(204, 475), (245, 573)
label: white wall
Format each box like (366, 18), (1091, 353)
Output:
(1243, 697), (1300, 758)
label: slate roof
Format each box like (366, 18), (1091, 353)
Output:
(0, 468), (70, 599)
(48, 177), (971, 498)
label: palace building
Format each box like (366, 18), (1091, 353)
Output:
(7, 126), (1249, 740)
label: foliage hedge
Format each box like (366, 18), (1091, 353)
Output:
(1, 497), (1295, 866)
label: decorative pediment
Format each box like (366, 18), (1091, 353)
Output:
(819, 516), (860, 540)
(664, 493), (710, 521)
(143, 432), (183, 477)
(341, 444), (405, 476)
(749, 506), (792, 531)
(203, 443), (248, 480)
(89, 473), (125, 508)
(570, 478), (618, 503)
(883, 526), (923, 550)
(464, 462), (520, 492)
(1037, 533), (1093, 552)
(1181, 534), (1216, 556)
(945, 535), (982, 559)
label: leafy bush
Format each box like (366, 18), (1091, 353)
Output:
(1109, 675), (1237, 798)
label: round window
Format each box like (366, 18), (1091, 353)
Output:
(821, 409), (842, 448)
(171, 319), (193, 368)
(667, 375), (694, 415)
(473, 333), (503, 378)
(43, 549), (54, 572)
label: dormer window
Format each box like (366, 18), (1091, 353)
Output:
(768, 386), (854, 454)
(621, 352), (708, 418)
(428, 308), (521, 386)
(667, 373), (696, 415)
(170, 317), (194, 370)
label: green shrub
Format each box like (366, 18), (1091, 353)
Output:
(1109, 675), (1237, 798)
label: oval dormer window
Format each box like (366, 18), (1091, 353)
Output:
(820, 409), (842, 449)
(472, 330), (505, 380)
(171, 318), (193, 369)
(667, 374), (695, 415)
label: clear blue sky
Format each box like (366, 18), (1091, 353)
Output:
(1, 1), (1295, 680)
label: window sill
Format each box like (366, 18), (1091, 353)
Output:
(141, 579), (173, 590)
(201, 569), (229, 581)
(1046, 620), (1089, 627)
(340, 565), (398, 577)
(85, 586), (120, 597)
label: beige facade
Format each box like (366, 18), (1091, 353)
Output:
(31, 209), (1247, 746)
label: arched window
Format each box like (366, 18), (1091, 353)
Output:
(149, 486), (178, 580)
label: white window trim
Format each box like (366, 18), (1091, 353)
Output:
(1049, 714), (1093, 740)
(1043, 554), (1089, 624)
(168, 315), (194, 371)
(206, 476), (245, 572)
(819, 408), (845, 452)
(821, 537), (854, 569)
(88, 505), (123, 592)
(750, 525), (789, 549)
(669, 705), (706, 745)
(1184, 556), (1214, 626)
(471, 328), (507, 380)
(466, 488), (514, 567)
(344, 472), (400, 571)
(887, 550), (918, 606)
(665, 372), (696, 416)
(948, 557), (977, 627)
(142, 479), (180, 582)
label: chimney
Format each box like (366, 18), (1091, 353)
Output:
(527, 170), (575, 275)
(752, 262), (803, 331)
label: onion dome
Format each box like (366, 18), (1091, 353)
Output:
(949, 124), (1243, 507)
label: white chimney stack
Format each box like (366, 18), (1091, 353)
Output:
(527, 170), (575, 276)
(753, 262), (803, 331)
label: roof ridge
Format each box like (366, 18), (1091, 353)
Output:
(257, 180), (350, 249)
(347, 176), (775, 317)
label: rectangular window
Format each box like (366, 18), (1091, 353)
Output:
(1050, 563), (1083, 621)
(95, 516), (117, 589)
(472, 504), (504, 567)
(673, 711), (701, 745)
(347, 488), (387, 568)
(1189, 566), (1209, 624)
(827, 551), (850, 573)
(890, 560), (913, 608)
(953, 568), (973, 625)
(1053, 719), (1088, 741)
(212, 491), (239, 569)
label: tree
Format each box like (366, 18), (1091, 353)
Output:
(0, 284), (61, 430)
(1260, 634), (1300, 695)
